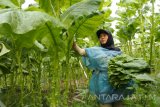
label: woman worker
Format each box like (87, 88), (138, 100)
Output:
(73, 29), (133, 107)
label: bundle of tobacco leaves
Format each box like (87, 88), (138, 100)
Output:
(108, 54), (155, 88)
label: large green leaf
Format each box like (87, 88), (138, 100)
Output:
(60, 0), (103, 28)
(38, 0), (82, 16)
(0, 9), (63, 34)
(11, 0), (25, 7)
(68, 9), (111, 39)
(0, 0), (18, 8)
(0, 9), (64, 48)
(38, 0), (56, 15)
(0, 0), (105, 53)
(132, 73), (155, 82)
(59, 0), (105, 53)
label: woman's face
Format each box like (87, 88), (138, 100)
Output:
(99, 33), (108, 44)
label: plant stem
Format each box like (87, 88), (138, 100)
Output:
(149, 0), (155, 68)
(16, 50), (24, 107)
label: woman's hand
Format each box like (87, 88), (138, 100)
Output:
(72, 41), (86, 56)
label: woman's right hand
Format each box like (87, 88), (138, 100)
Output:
(72, 41), (86, 56)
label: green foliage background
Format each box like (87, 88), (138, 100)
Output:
(0, 0), (159, 107)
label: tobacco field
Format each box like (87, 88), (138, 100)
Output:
(0, 0), (160, 107)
